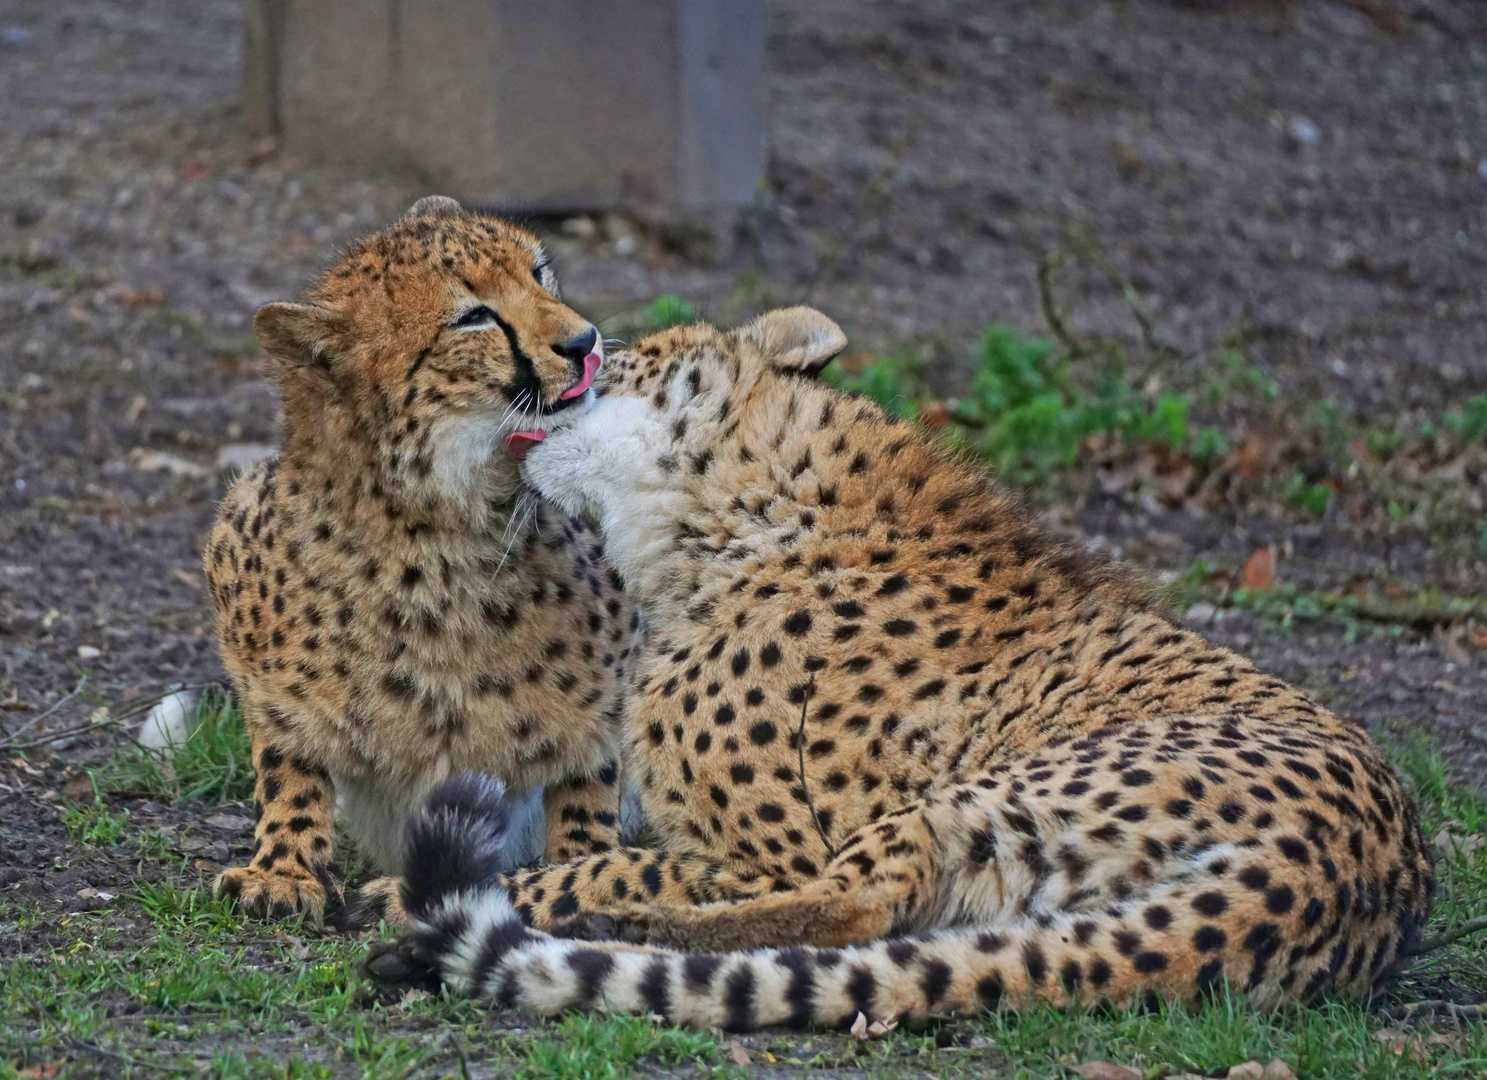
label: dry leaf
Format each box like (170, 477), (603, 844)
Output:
(1434, 829), (1485, 860)
(1374, 1028), (1446, 1063)
(12, 757), (42, 777)
(1112, 139), (1144, 174)
(1240, 546), (1276, 591)
(1070, 1063), (1143, 1080)
(1231, 433), (1279, 480)
(728, 1039), (751, 1066)
(116, 286), (164, 308)
(20, 1065), (60, 1079)
(63, 773), (96, 804)
(918, 401), (950, 430)
(1227, 1064), (1264, 1080)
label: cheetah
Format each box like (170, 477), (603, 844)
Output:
(206, 197), (638, 923)
(364, 307), (1433, 1029)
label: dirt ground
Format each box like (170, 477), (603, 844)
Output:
(2, 0), (1486, 1074)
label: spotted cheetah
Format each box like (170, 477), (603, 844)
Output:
(206, 197), (638, 923)
(365, 307), (1433, 1029)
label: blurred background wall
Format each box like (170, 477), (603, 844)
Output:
(242, 0), (766, 211)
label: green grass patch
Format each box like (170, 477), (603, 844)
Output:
(99, 689), (254, 803)
(519, 1013), (729, 1080)
(824, 322), (1226, 489)
(60, 799), (128, 847)
(971, 991), (1487, 1079)
(135, 882), (251, 941)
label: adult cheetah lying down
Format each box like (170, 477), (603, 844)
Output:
(364, 308), (1433, 1028)
(206, 198), (637, 923)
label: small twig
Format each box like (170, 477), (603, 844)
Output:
(1379, 999), (1487, 1026)
(794, 672), (834, 860)
(1402, 915), (1487, 958)
(1070, 235), (1184, 363)
(450, 1029), (473, 1080)
(0, 683), (208, 753)
(0, 676), (87, 743)
(1036, 251), (1088, 361)
(64, 1038), (176, 1074)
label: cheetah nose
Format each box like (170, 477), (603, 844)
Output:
(556, 327), (601, 400)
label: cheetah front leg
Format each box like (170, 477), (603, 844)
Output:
(342, 763), (629, 931)
(549, 805), (943, 951)
(543, 761), (623, 863)
(215, 711), (339, 921)
(502, 848), (771, 930)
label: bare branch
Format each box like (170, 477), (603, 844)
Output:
(1402, 915), (1487, 958)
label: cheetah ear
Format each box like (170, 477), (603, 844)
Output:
(738, 306), (847, 377)
(403, 195), (463, 219)
(254, 302), (350, 378)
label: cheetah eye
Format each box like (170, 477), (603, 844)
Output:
(452, 304), (498, 329)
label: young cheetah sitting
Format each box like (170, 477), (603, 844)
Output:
(206, 198), (638, 924)
(365, 307), (1433, 1029)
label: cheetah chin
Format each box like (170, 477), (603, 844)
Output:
(371, 307), (1433, 1032)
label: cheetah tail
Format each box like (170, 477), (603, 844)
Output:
(363, 778), (1348, 1028)
(360, 773), (514, 990)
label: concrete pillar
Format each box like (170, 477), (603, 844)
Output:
(242, 0), (766, 212)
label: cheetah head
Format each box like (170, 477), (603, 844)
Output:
(253, 196), (602, 499)
(520, 306), (845, 548)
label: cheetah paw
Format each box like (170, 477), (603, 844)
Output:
(215, 864), (336, 922)
(338, 876), (409, 931)
(550, 909), (655, 945)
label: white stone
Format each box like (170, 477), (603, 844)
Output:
(1184, 602), (1218, 625)
(138, 690), (198, 761)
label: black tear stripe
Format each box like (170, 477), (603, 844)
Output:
(491, 309), (542, 405)
(722, 963), (757, 1032)
(405, 347), (430, 381)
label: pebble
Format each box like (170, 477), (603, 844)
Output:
(1286, 116), (1318, 147)
(76, 645), (101, 660)
(1184, 602), (1218, 625)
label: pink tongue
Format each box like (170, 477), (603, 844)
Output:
(503, 429), (547, 461)
(559, 351), (603, 400)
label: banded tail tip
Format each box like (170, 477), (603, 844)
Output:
(401, 773), (514, 920)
